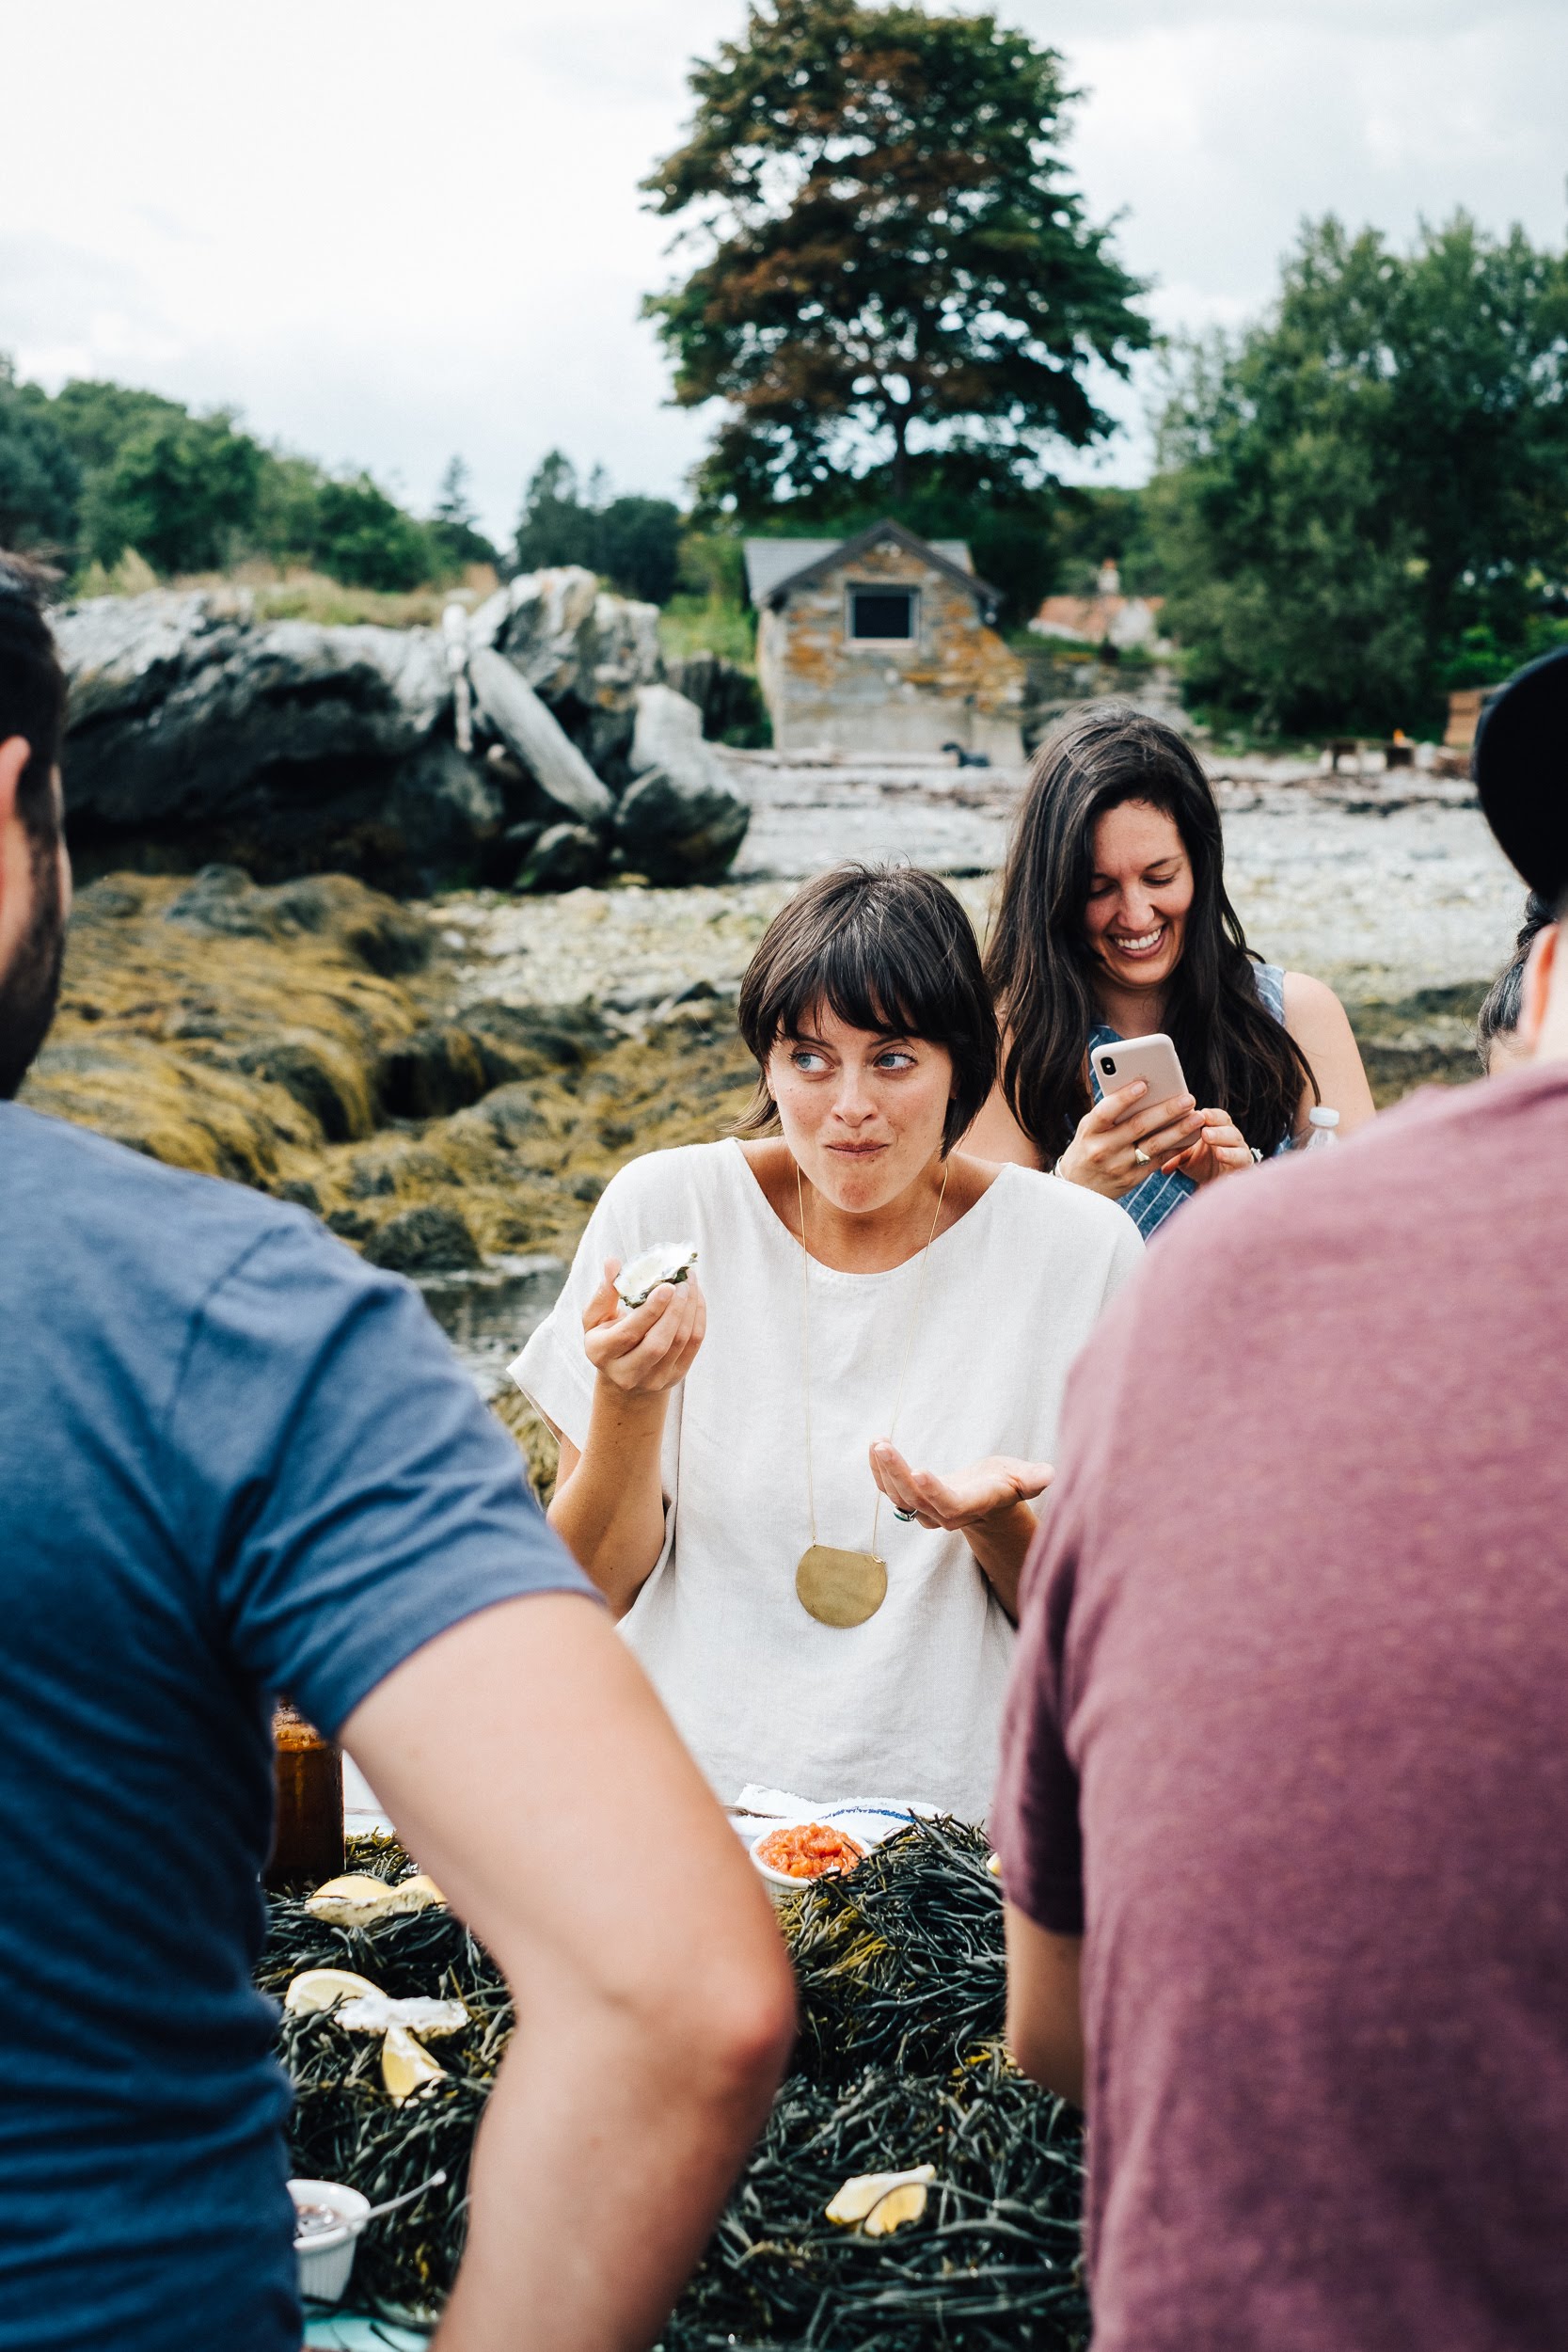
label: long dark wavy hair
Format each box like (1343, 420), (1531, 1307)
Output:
(985, 705), (1315, 1158)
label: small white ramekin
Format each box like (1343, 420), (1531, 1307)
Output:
(291, 2177), (371, 2305)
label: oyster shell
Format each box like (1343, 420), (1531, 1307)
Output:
(614, 1242), (699, 1310)
(334, 1994), (468, 2040)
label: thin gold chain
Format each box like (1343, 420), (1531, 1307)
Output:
(797, 1157), (952, 1558)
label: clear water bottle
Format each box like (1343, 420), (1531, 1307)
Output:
(1300, 1106), (1340, 1152)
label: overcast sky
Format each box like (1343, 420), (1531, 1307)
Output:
(6, 0), (1565, 542)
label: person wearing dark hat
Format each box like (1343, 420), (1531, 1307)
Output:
(993, 641), (1568, 2351)
(0, 555), (794, 2352)
(1475, 891), (1553, 1073)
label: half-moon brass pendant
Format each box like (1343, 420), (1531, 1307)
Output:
(797, 1544), (888, 1629)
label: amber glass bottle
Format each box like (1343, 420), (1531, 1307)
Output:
(267, 1703), (344, 1891)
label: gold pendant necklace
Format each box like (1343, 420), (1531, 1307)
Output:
(794, 1160), (950, 1629)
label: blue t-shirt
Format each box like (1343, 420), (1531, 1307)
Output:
(0, 1103), (594, 2351)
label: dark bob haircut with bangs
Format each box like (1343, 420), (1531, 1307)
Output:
(736, 864), (997, 1156)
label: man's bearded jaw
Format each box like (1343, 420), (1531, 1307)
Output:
(0, 836), (66, 1101)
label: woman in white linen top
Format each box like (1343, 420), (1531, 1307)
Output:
(513, 865), (1142, 1822)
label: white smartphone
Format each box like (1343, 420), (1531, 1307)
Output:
(1090, 1031), (1188, 1114)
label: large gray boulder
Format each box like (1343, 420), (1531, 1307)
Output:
(49, 582), (752, 898)
(50, 591), (520, 890)
(58, 594), (449, 827)
(469, 566), (663, 777)
(467, 645), (612, 825)
(615, 684), (751, 883)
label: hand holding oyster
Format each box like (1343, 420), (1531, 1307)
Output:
(581, 1242), (705, 1400)
(614, 1242), (699, 1311)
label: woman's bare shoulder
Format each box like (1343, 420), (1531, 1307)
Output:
(1280, 969), (1354, 1036)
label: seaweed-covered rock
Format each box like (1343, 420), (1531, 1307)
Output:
(235, 1034), (375, 1144)
(362, 1201), (481, 1274)
(375, 1025), (490, 1121)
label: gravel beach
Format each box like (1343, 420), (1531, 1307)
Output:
(435, 752), (1526, 1018)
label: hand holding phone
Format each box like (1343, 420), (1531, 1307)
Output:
(1089, 1032), (1187, 1110)
(1058, 1032), (1203, 1200)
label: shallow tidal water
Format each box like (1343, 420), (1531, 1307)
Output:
(414, 1254), (566, 1393)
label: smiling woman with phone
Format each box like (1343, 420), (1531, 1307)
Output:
(968, 704), (1373, 1234)
(509, 864), (1141, 1821)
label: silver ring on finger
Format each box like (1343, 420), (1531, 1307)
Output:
(1132, 1146), (1151, 1168)
(893, 1506), (915, 1523)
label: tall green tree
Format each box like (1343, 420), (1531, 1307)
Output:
(515, 451), (600, 575)
(514, 452), (682, 604)
(1151, 213), (1568, 734)
(27, 378), (184, 479)
(92, 410), (263, 574)
(642, 0), (1148, 528)
(309, 473), (435, 592)
(429, 456), (499, 574)
(0, 359), (80, 554)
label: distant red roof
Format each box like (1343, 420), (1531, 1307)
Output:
(1033, 592), (1164, 644)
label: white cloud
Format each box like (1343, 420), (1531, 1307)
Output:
(4, 0), (1564, 531)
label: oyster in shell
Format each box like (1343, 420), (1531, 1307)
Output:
(615, 1242), (699, 1310)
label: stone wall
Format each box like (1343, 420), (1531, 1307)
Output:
(757, 537), (1024, 760)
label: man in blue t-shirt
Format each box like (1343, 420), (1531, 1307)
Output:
(0, 559), (794, 2352)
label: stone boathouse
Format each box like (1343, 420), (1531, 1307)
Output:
(743, 520), (1025, 761)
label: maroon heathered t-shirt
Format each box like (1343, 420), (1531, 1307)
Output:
(993, 1063), (1568, 2352)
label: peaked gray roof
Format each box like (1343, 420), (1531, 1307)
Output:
(743, 523), (988, 612)
(743, 540), (843, 602)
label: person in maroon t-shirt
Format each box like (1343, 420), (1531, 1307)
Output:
(992, 645), (1568, 2352)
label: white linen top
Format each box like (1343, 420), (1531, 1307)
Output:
(512, 1139), (1142, 1823)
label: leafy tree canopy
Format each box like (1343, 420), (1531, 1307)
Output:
(3, 362), (466, 594)
(89, 410), (263, 575)
(0, 359), (80, 554)
(24, 377), (184, 479)
(642, 0), (1149, 534)
(1150, 213), (1568, 735)
(514, 452), (682, 605)
(310, 473), (435, 593)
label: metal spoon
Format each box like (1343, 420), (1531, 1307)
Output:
(354, 2168), (449, 2230)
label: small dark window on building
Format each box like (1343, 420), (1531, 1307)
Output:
(848, 587), (915, 641)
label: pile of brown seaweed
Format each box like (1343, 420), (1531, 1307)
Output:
(260, 1821), (1087, 2345)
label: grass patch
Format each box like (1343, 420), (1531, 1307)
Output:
(658, 594), (757, 667)
(72, 560), (501, 630)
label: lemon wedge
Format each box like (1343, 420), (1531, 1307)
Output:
(283, 1967), (383, 2015)
(381, 2025), (448, 2102)
(825, 2164), (936, 2230)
